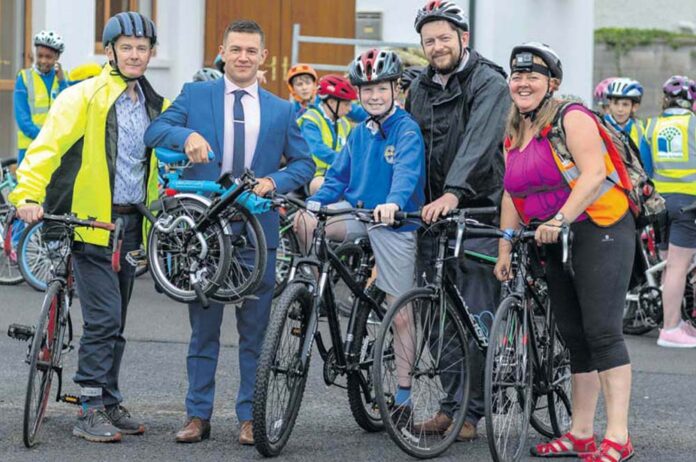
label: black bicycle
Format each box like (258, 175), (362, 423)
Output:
(371, 207), (503, 459)
(484, 225), (573, 462)
(252, 196), (386, 457)
(7, 211), (122, 447)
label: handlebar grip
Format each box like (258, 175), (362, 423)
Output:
(460, 206), (499, 216)
(394, 211), (422, 220)
(155, 148), (215, 164)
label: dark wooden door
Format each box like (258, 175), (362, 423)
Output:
(205, 0), (355, 98)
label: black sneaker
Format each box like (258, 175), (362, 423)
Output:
(105, 404), (145, 435)
(73, 408), (122, 442)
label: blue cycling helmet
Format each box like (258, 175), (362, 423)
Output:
(606, 78), (644, 103)
(102, 11), (157, 47)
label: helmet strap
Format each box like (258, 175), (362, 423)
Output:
(108, 43), (144, 83)
(362, 83), (396, 139)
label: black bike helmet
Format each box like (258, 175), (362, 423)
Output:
(399, 66), (424, 92)
(414, 0), (468, 33)
(102, 11), (157, 47)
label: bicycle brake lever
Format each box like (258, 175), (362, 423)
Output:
(453, 215), (465, 258)
(111, 218), (124, 272)
(560, 224), (574, 277)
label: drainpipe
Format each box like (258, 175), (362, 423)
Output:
(469, 0), (476, 49)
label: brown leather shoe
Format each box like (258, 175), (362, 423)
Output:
(239, 420), (254, 446)
(446, 420), (477, 442)
(175, 417), (210, 443)
(411, 411), (453, 434)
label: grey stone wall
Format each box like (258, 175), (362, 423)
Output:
(595, 0), (696, 32)
(594, 42), (696, 117)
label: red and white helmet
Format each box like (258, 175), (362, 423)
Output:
(317, 75), (357, 101)
(414, 1), (468, 33)
(348, 48), (403, 87)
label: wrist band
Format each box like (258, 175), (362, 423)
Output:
(502, 228), (515, 242)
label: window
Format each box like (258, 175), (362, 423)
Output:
(94, 0), (157, 54)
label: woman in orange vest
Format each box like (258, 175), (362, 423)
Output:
(494, 43), (636, 462)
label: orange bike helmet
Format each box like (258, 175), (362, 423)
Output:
(286, 64), (318, 102)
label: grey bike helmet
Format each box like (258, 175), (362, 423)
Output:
(34, 30), (65, 54)
(348, 48), (403, 87)
(414, 0), (468, 33)
(193, 67), (223, 82)
(102, 11), (157, 47)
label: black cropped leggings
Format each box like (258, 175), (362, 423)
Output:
(544, 213), (635, 374)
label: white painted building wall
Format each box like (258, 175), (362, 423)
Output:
(30, 0), (205, 100)
(357, 0), (594, 104)
(28, 0), (593, 102)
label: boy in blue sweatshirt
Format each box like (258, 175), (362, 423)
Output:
(297, 49), (424, 426)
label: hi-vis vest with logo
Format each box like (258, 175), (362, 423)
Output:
(298, 107), (351, 177)
(17, 69), (61, 149)
(507, 133), (628, 227)
(645, 113), (696, 195)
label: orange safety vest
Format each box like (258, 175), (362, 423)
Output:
(506, 125), (629, 227)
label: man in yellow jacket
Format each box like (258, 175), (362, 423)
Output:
(10, 12), (167, 443)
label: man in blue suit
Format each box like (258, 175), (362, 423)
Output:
(144, 19), (314, 445)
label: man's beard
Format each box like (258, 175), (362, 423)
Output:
(431, 52), (459, 75)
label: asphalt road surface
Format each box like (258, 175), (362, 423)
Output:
(1, 275), (695, 461)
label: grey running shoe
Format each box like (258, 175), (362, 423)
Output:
(73, 408), (122, 442)
(105, 404), (145, 435)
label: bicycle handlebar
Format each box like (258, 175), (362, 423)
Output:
(41, 213), (116, 231)
(681, 201), (696, 213)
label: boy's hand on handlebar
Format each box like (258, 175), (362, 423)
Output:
(374, 203), (399, 225)
(17, 204), (44, 224)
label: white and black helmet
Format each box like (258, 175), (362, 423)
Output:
(509, 42), (563, 82)
(606, 78), (644, 103)
(193, 67), (223, 82)
(34, 30), (65, 54)
(414, 0), (468, 33)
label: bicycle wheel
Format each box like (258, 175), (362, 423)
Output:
(0, 208), (24, 285)
(484, 295), (533, 462)
(211, 204), (267, 303)
(529, 324), (572, 438)
(373, 288), (470, 459)
(682, 270), (696, 328)
(18, 221), (70, 291)
(147, 196), (231, 303)
(346, 283), (385, 432)
(253, 282), (313, 456)
(622, 283), (662, 335)
(274, 214), (300, 298)
(332, 242), (365, 317)
(23, 281), (62, 447)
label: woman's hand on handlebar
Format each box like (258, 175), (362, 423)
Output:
(535, 218), (565, 245)
(374, 203), (399, 226)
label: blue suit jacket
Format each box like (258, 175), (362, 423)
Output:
(144, 79), (314, 248)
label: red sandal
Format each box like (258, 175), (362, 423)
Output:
(582, 437), (634, 462)
(530, 432), (597, 458)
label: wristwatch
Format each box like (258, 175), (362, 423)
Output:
(553, 212), (567, 224)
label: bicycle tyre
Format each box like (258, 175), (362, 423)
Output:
(18, 221), (69, 292)
(253, 282), (313, 457)
(210, 204), (267, 303)
(0, 212), (24, 285)
(373, 287), (471, 459)
(484, 295), (533, 462)
(147, 196), (231, 303)
(346, 283), (385, 432)
(274, 214), (300, 298)
(23, 281), (62, 447)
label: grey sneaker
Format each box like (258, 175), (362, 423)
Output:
(73, 408), (122, 442)
(105, 404), (145, 435)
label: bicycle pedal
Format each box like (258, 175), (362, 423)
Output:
(7, 324), (34, 342)
(60, 394), (81, 405)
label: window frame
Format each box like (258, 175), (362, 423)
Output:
(94, 0), (157, 54)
